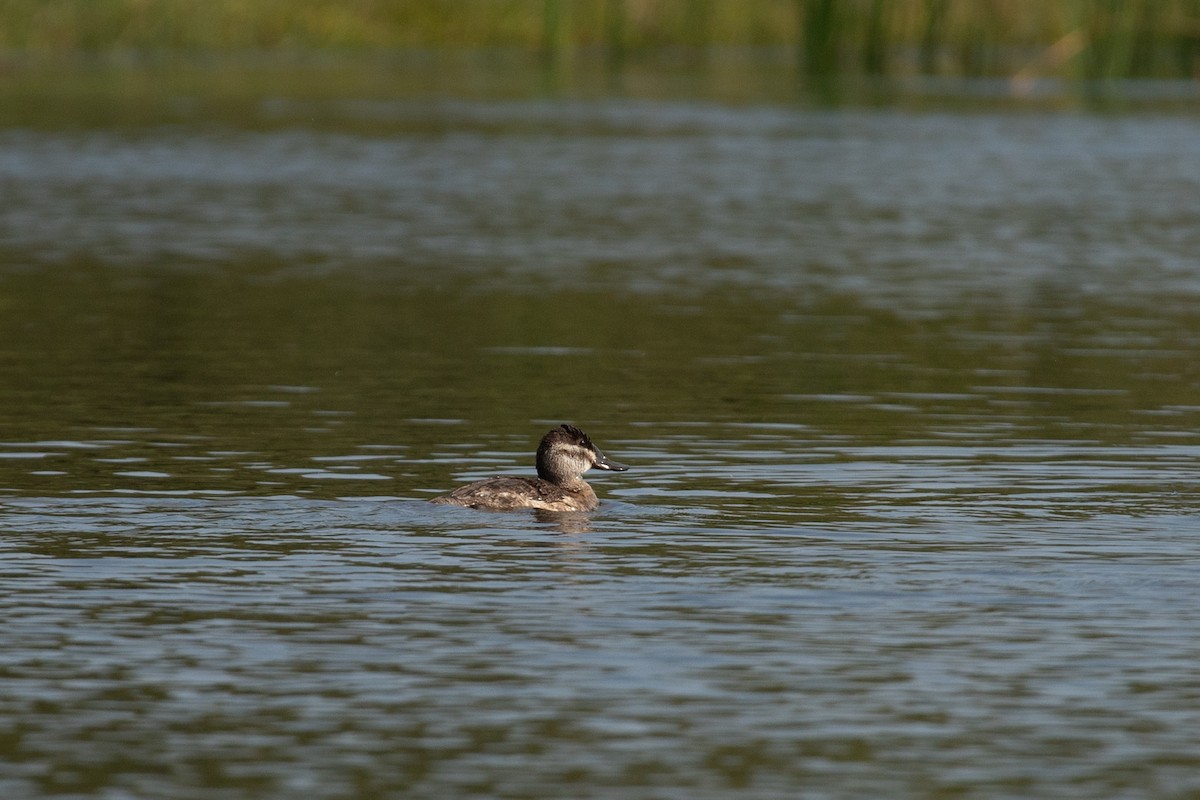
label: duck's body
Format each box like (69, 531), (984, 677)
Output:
(431, 475), (601, 512)
(430, 424), (628, 512)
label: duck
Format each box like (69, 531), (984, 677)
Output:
(430, 424), (628, 512)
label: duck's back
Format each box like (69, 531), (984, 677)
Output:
(430, 475), (598, 512)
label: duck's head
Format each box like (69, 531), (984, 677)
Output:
(536, 424), (629, 484)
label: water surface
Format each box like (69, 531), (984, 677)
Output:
(1, 75), (1199, 798)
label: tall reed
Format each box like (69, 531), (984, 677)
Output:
(2, 0), (1199, 80)
(800, 0), (840, 75)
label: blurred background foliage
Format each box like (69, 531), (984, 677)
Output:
(1, 0), (1198, 79)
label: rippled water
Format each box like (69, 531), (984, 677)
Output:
(2, 71), (1200, 798)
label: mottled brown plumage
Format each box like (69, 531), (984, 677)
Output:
(431, 424), (628, 512)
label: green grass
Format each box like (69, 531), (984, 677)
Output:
(1, 0), (1198, 78)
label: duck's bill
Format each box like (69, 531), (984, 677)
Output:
(593, 451), (629, 471)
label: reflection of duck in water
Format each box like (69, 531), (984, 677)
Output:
(430, 424), (629, 512)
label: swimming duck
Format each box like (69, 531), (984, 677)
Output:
(430, 424), (628, 512)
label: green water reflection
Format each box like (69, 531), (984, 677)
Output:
(3, 54), (1195, 134)
(2, 261), (1197, 498)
